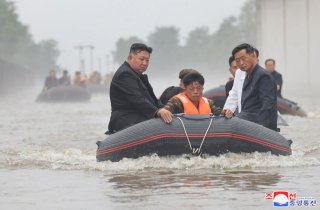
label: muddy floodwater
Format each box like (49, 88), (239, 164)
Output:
(1, 88), (319, 210)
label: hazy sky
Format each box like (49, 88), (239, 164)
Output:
(11, 0), (246, 73)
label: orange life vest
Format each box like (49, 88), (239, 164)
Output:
(175, 93), (211, 114)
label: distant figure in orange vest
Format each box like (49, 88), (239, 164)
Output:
(88, 71), (102, 85)
(73, 71), (87, 87)
(156, 72), (221, 123)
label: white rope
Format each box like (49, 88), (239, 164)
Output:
(176, 116), (193, 151)
(176, 116), (214, 155)
(198, 117), (213, 153)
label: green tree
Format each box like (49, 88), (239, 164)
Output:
(111, 0), (257, 76)
(112, 36), (144, 65)
(237, 0), (257, 44)
(183, 27), (211, 67)
(0, 0), (60, 73)
(0, 0), (32, 60)
(207, 16), (241, 71)
(206, 0), (257, 72)
(147, 26), (181, 74)
(27, 40), (60, 73)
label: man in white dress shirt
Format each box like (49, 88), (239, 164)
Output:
(223, 69), (246, 117)
(223, 47), (287, 128)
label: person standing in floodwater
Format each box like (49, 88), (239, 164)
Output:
(225, 43), (277, 131)
(265, 58), (283, 98)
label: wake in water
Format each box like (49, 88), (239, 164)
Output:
(3, 142), (320, 172)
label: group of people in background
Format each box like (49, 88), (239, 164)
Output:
(107, 43), (283, 135)
(42, 43), (283, 134)
(42, 69), (114, 92)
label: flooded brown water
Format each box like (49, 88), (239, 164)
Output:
(0, 87), (319, 210)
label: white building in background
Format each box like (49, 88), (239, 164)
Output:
(256, 0), (320, 92)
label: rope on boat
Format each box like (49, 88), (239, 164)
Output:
(176, 116), (213, 155)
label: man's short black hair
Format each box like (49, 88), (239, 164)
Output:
(232, 43), (255, 57)
(129, 43), (152, 54)
(254, 48), (259, 58)
(265, 58), (276, 65)
(178, 69), (198, 80)
(182, 72), (205, 87)
(228, 55), (235, 66)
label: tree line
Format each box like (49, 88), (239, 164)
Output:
(112, 0), (256, 77)
(0, 0), (59, 75)
(0, 0), (256, 78)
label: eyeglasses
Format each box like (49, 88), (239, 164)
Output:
(235, 55), (250, 63)
(186, 86), (204, 92)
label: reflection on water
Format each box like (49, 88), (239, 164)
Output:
(108, 169), (282, 192)
(104, 169), (286, 210)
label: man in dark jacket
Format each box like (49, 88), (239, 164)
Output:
(43, 70), (58, 92)
(265, 58), (283, 98)
(225, 55), (238, 97)
(58, 70), (71, 86)
(107, 43), (171, 134)
(230, 43), (277, 131)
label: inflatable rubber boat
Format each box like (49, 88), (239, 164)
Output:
(96, 115), (292, 162)
(36, 85), (91, 102)
(277, 97), (307, 117)
(203, 86), (307, 117)
(86, 84), (109, 94)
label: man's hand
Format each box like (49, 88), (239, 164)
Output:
(223, 108), (234, 119)
(157, 108), (173, 123)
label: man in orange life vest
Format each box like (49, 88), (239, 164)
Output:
(156, 72), (222, 123)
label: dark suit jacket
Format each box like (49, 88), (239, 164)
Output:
(44, 77), (58, 90)
(239, 64), (277, 131)
(271, 71), (283, 98)
(225, 80), (234, 97)
(108, 61), (162, 133)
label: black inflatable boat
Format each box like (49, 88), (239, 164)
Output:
(36, 86), (91, 102)
(87, 84), (109, 94)
(96, 115), (292, 162)
(203, 86), (307, 117)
